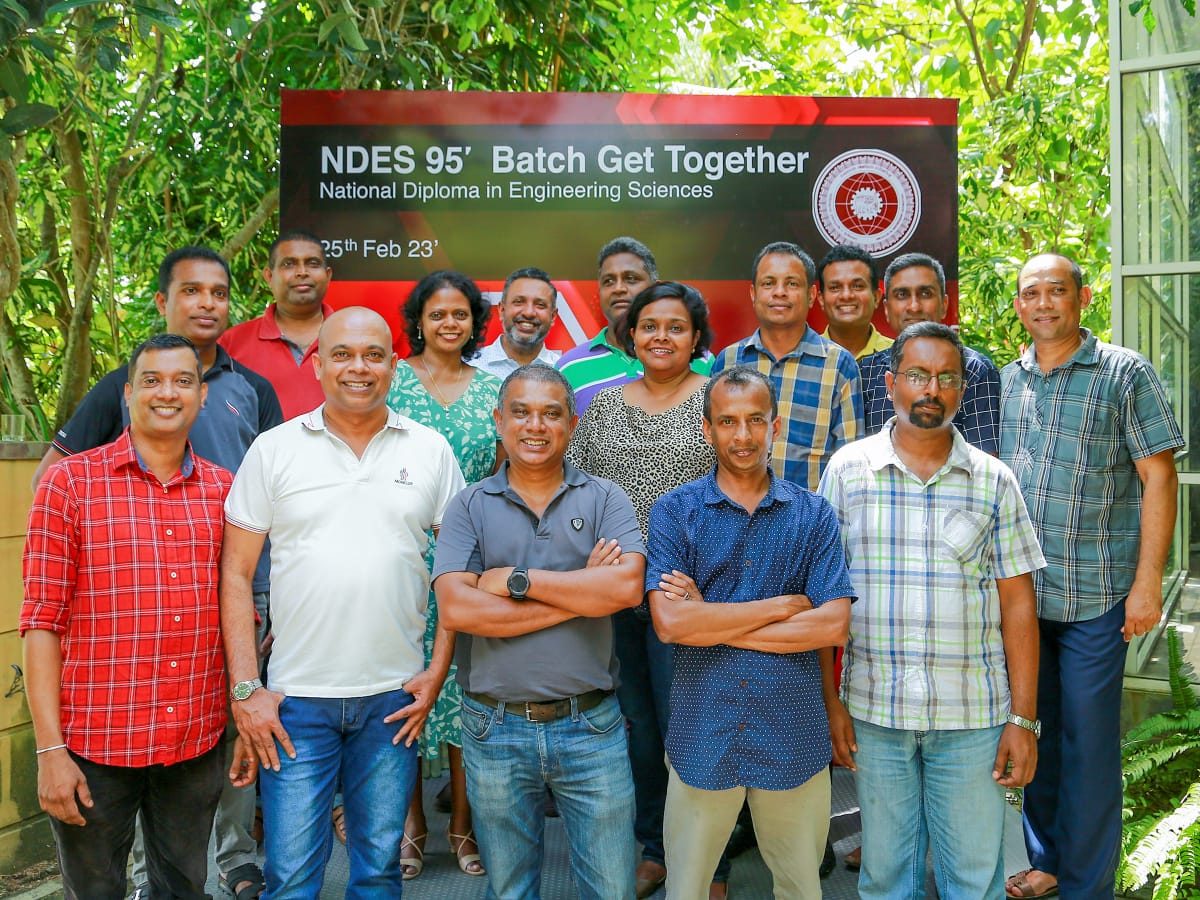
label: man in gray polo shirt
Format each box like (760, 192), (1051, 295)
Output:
(434, 364), (645, 900)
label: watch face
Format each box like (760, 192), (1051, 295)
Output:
(233, 680), (259, 701)
(508, 569), (530, 597)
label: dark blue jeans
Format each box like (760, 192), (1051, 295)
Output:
(1022, 600), (1127, 899)
(50, 742), (224, 900)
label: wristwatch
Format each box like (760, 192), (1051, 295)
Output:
(1006, 712), (1042, 738)
(231, 678), (263, 701)
(507, 567), (531, 600)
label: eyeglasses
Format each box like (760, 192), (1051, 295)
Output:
(895, 369), (964, 390)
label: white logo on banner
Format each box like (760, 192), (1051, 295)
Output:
(812, 149), (922, 256)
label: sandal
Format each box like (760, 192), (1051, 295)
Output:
(401, 830), (426, 880)
(332, 805), (347, 845)
(1005, 868), (1059, 898)
(447, 828), (485, 876)
(219, 862), (265, 900)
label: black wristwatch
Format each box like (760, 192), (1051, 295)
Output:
(507, 567), (531, 600)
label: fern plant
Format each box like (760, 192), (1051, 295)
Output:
(1118, 627), (1200, 898)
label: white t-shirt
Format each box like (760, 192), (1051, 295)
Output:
(226, 406), (465, 697)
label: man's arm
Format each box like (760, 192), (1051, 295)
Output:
(475, 550), (644, 619)
(726, 596), (850, 653)
(648, 570), (811, 646)
(219, 522), (293, 770)
(1125, 448), (1179, 640)
(24, 629), (92, 825)
(993, 571), (1039, 787)
(438, 537), (629, 637)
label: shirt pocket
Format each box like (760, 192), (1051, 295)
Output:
(939, 508), (991, 568)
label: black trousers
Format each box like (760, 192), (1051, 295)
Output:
(50, 742), (224, 900)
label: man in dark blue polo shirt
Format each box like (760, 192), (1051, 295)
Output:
(647, 366), (853, 899)
(433, 365), (646, 900)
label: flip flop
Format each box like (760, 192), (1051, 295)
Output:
(1005, 868), (1059, 898)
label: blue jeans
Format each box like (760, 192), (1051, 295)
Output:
(853, 718), (1006, 900)
(261, 690), (419, 900)
(461, 692), (637, 900)
(1023, 600), (1126, 898)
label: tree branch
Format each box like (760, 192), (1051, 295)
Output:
(1005, 0), (1040, 94)
(220, 185), (279, 263)
(953, 0), (1001, 100)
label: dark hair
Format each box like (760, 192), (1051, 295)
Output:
(817, 244), (878, 291)
(614, 281), (714, 361)
(889, 321), (966, 377)
(269, 230), (327, 268)
(402, 270), (491, 358)
(751, 241), (815, 286)
(129, 333), (202, 378)
(157, 247), (230, 296)
(497, 364), (576, 419)
(502, 266), (556, 303)
(884, 253), (946, 297)
(1017, 253), (1084, 293)
(597, 236), (658, 280)
(702, 366), (778, 422)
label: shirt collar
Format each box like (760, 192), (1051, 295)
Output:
(699, 465), (791, 511)
(744, 325), (828, 361)
(261, 303), (335, 342)
(301, 404), (409, 434)
(867, 419), (974, 478)
(481, 458), (589, 495)
(1017, 327), (1098, 374)
(588, 326), (631, 359)
(112, 429), (197, 480)
(206, 344), (234, 376)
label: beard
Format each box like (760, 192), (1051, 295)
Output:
(908, 401), (947, 429)
(505, 320), (550, 350)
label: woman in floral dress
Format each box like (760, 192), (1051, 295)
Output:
(387, 270), (502, 879)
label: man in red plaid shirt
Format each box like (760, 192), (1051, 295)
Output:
(21, 334), (253, 899)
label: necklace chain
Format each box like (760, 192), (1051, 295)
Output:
(418, 356), (464, 406)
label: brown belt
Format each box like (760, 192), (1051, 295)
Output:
(466, 688), (611, 723)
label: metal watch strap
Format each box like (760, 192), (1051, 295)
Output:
(1006, 712), (1041, 736)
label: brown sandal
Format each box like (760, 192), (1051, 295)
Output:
(1005, 868), (1059, 898)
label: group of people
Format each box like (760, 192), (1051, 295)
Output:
(19, 230), (1181, 900)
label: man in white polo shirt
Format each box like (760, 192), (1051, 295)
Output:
(219, 306), (465, 897)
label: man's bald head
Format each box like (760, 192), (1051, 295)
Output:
(314, 307), (397, 417)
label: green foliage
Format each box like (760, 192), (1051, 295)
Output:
(0, 0), (671, 435)
(649, 0), (1112, 367)
(1130, 0), (1198, 34)
(1119, 628), (1200, 897)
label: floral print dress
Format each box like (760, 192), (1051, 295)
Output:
(386, 360), (501, 774)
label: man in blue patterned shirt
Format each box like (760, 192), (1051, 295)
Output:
(1000, 254), (1183, 900)
(713, 242), (863, 490)
(821, 322), (1044, 900)
(859, 253), (1000, 453)
(647, 366), (853, 899)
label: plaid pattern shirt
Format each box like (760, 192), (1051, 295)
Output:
(1000, 329), (1184, 622)
(860, 345), (1001, 454)
(714, 326), (863, 490)
(819, 424), (1045, 731)
(21, 431), (231, 767)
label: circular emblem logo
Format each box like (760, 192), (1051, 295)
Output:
(811, 149), (921, 256)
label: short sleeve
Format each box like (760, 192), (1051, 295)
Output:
(431, 488), (484, 579)
(20, 465), (78, 635)
(224, 436), (274, 534)
(798, 498), (856, 606)
(431, 436), (467, 529)
(1124, 359), (1185, 460)
(597, 480), (644, 558)
(990, 467), (1047, 580)
(51, 369), (128, 455)
(645, 492), (690, 594)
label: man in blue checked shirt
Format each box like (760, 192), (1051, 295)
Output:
(820, 322), (1044, 900)
(712, 241), (863, 490)
(1000, 254), (1183, 900)
(859, 252), (1001, 453)
(648, 366), (853, 899)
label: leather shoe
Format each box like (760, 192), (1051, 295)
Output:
(635, 860), (667, 898)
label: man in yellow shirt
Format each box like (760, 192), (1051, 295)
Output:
(818, 245), (892, 361)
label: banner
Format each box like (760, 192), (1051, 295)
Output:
(280, 91), (958, 351)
